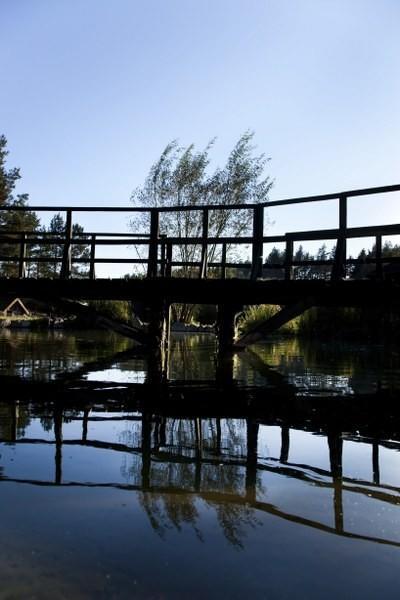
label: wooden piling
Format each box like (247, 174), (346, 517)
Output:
(147, 298), (171, 383)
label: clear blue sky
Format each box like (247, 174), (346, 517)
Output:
(1, 0), (399, 270)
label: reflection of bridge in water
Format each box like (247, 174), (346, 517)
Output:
(1, 390), (400, 549)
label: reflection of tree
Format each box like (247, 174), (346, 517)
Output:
(169, 335), (216, 381)
(0, 403), (31, 440)
(206, 500), (261, 549)
(134, 416), (263, 548)
(247, 337), (399, 395)
(139, 493), (203, 541)
(0, 330), (133, 381)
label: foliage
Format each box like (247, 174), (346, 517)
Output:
(87, 300), (133, 324)
(191, 304), (217, 325)
(130, 131), (273, 321)
(0, 134), (23, 208)
(237, 304), (298, 336)
(297, 306), (400, 341)
(0, 135), (41, 276)
(36, 213), (90, 278)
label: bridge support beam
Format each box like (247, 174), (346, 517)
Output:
(234, 297), (315, 348)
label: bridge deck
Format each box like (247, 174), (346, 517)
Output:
(1, 277), (399, 307)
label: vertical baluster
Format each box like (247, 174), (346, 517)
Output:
(160, 234), (166, 278)
(147, 209), (159, 278)
(251, 205), (264, 280)
(285, 236), (293, 281)
(332, 194), (347, 280)
(166, 242), (173, 278)
(60, 209), (72, 279)
(199, 208), (209, 279)
(221, 242), (227, 280)
(375, 234), (382, 280)
(89, 234), (96, 280)
(18, 232), (27, 279)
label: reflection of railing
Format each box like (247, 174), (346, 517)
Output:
(1, 403), (400, 548)
(0, 183), (399, 280)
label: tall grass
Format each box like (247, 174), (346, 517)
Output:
(237, 304), (298, 336)
(238, 304), (400, 342)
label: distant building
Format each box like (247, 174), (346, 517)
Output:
(1, 298), (31, 317)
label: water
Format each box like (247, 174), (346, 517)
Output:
(1, 330), (400, 598)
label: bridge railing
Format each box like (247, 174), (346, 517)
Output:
(0, 183), (399, 280)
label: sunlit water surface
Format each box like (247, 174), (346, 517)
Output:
(0, 330), (400, 599)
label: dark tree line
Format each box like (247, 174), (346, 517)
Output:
(0, 135), (89, 278)
(255, 242), (399, 280)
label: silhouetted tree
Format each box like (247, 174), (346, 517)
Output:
(0, 135), (40, 276)
(130, 132), (273, 321)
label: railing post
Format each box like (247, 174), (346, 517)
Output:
(160, 234), (167, 277)
(332, 194), (347, 280)
(375, 234), (382, 280)
(166, 241), (172, 278)
(251, 205), (264, 280)
(147, 209), (159, 278)
(221, 242), (227, 280)
(60, 209), (73, 279)
(284, 236), (294, 281)
(199, 208), (209, 279)
(89, 234), (96, 280)
(18, 233), (27, 279)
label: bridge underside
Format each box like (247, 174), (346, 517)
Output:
(1, 277), (400, 307)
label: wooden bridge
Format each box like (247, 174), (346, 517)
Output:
(1, 183), (400, 356)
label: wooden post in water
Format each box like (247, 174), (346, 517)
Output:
(328, 430), (343, 533)
(216, 304), (241, 382)
(216, 304), (240, 353)
(280, 426), (290, 463)
(194, 417), (202, 492)
(372, 440), (380, 485)
(82, 407), (89, 442)
(141, 413), (151, 490)
(54, 405), (63, 485)
(246, 419), (259, 502)
(147, 299), (171, 383)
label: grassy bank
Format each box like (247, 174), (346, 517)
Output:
(237, 304), (400, 342)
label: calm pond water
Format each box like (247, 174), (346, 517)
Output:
(0, 330), (400, 599)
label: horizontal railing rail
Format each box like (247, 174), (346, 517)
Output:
(0, 183), (398, 281)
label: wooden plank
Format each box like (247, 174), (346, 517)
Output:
(2, 183), (398, 212)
